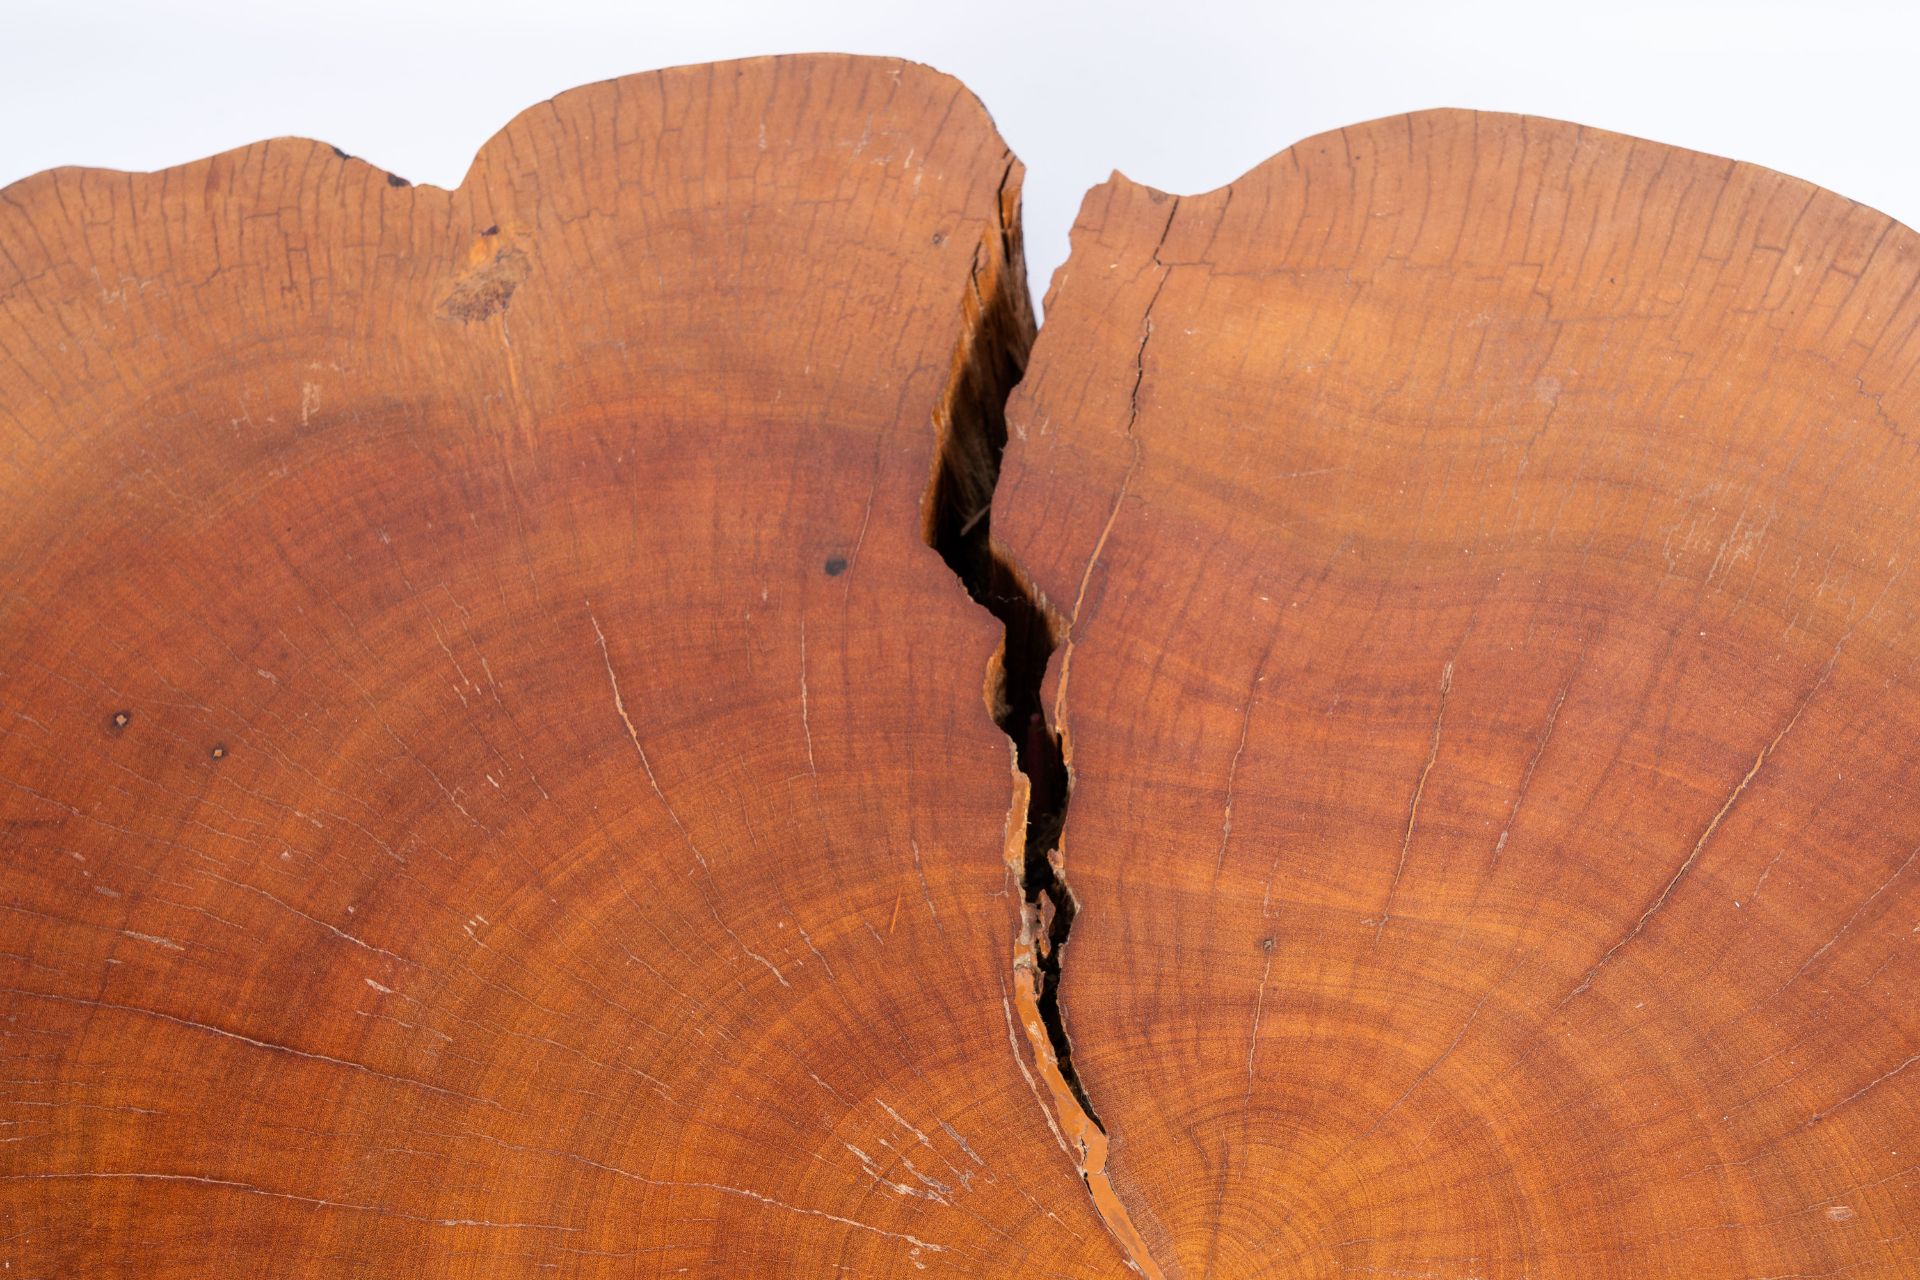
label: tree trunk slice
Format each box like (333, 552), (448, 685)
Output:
(4, 61), (1920, 1279)
(0, 55), (1123, 1277)
(996, 111), (1920, 1276)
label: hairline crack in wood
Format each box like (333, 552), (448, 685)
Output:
(918, 151), (1169, 1280)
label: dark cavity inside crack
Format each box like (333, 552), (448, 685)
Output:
(920, 161), (1098, 1121)
(917, 159), (1165, 1280)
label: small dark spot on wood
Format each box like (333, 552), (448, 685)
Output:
(386, 172), (410, 188)
(931, 231), (945, 246)
(108, 710), (131, 734)
(824, 556), (848, 576)
(481, 224), (499, 237)
(209, 744), (227, 761)
(330, 146), (352, 160)
(1260, 936), (1275, 953)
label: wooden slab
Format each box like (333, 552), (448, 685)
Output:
(997, 111), (1920, 1277)
(0, 55), (1127, 1277)
(8, 68), (1920, 1280)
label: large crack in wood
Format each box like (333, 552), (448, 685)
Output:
(920, 154), (1168, 1279)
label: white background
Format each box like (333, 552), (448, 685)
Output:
(3, 0), (1915, 303)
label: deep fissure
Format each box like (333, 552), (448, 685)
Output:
(918, 159), (1164, 1278)
(923, 160), (1092, 1122)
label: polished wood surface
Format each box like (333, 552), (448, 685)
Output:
(998, 110), (1920, 1276)
(4, 62), (1919, 1278)
(0, 55), (1121, 1276)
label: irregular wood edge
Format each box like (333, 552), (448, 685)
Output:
(1007, 105), (1920, 1273)
(9, 74), (1915, 1275)
(0, 50), (1169, 1274)
(1034, 105), (1915, 315)
(0, 51), (999, 200)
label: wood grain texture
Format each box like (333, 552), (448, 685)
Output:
(997, 111), (1920, 1277)
(7, 63), (1920, 1280)
(0, 55), (1130, 1276)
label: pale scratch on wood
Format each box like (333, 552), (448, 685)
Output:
(1355, 984), (1495, 1147)
(6, 987), (500, 1108)
(1214, 671), (1263, 876)
(844, 1141), (949, 1204)
(1562, 629), (1849, 1007)
(909, 837), (940, 923)
(693, 1180), (949, 1258)
(1375, 660), (1453, 944)
(423, 1125), (956, 1259)
(1051, 205), (1178, 726)
(877, 1098), (932, 1148)
(192, 867), (410, 964)
(1051, 436), (1141, 724)
(1807, 1051), (1920, 1126)
(1747, 840), (1920, 1019)
(798, 618), (817, 777)
(589, 602), (789, 989)
(793, 919), (834, 982)
(587, 601), (708, 870)
(1492, 667), (1573, 865)
(1243, 945), (1274, 1109)
(0, 1172), (580, 1231)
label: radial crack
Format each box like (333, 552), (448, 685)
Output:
(918, 155), (1167, 1279)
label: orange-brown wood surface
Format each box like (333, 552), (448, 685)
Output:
(0, 55), (1125, 1277)
(998, 112), (1920, 1276)
(4, 57), (1920, 1280)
